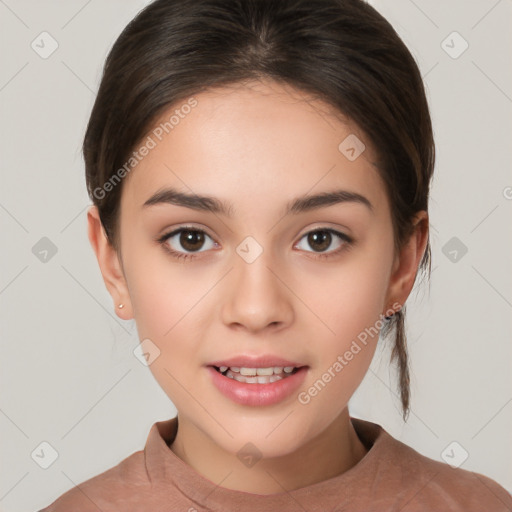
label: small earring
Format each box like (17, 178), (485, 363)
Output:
(385, 305), (402, 320)
(384, 305), (395, 320)
(118, 303), (124, 309)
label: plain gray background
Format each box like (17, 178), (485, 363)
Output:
(0, 0), (511, 510)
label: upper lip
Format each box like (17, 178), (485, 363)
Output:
(207, 355), (307, 368)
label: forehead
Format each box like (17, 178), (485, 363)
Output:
(120, 79), (386, 215)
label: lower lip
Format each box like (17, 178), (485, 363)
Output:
(207, 366), (308, 406)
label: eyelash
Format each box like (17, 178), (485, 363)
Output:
(157, 226), (354, 262)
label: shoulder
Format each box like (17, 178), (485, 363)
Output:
(373, 425), (512, 511)
(38, 450), (153, 511)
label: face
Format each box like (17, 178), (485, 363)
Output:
(90, 79), (421, 458)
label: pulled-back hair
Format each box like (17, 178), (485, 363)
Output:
(84, 0), (435, 419)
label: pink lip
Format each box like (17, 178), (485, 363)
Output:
(207, 366), (309, 406)
(207, 355), (305, 368)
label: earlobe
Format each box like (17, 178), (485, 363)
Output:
(86, 205), (133, 319)
(383, 211), (429, 315)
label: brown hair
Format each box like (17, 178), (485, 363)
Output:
(84, 0), (434, 420)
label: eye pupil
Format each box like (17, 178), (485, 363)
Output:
(180, 230), (205, 251)
(308, 230), (331, 252)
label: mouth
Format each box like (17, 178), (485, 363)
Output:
(211, 365), (302, 384)
(207, 362), (309, 406)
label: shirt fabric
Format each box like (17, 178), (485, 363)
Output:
(39, 416), (512, 511)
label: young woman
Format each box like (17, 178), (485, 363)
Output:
(40, 0), (512, 510)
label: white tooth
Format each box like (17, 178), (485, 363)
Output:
(230, 367), (240, 372)
(229, 372), (285, 384)
(256, 367), (274, 376)
(240, 367), (257, 376)
(274, 367), (284, 374)
(219, 366), (228, 372)
(284, 366), (295, 373)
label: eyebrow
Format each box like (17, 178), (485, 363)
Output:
(142, 187), (373, 216)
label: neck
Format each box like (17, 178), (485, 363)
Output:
(169, 408), (368, 495)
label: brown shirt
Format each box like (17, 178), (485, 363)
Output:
(39, 417), (512, 511)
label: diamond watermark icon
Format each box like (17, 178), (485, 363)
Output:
(236, 236), (263, 264)
(237, 442), (262, 468)
(441, 31), (468, 60)
(31, 441), (59, 469)
(133, 338), (161, 366)
(31, 31), (59, 59)
(32, 237), (58, 263)
(441, 441), (469, 468)
(338, 134), (366, 161)
(442, 236), (468, 263)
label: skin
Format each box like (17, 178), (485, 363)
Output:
(87, 78), (428, 494)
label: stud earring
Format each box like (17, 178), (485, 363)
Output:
(385, 304), (402, 320)
(384, 305), (396, 320)
(118, 303), (124, 309)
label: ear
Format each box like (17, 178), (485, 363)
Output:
(87, 205), (133, 319)
(383, 210), (429, 315)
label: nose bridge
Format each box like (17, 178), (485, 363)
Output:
(221, 238), (293, 331)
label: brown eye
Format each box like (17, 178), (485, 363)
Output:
(295, 228), (353, 257)
(160, 227), (216, 258)
(179, 229), (206, 251)
(307, 230), (332, 252)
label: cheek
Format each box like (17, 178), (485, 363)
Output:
(123, 248), (212, 403)
(124, 240), (212, 337)
(301, 249), (392, 344)
(295, 263), (388, 428)
(122, 240), (226, 379)
(294, 229), (393, 403)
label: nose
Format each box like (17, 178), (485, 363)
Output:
(221, 249), (294, 333)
